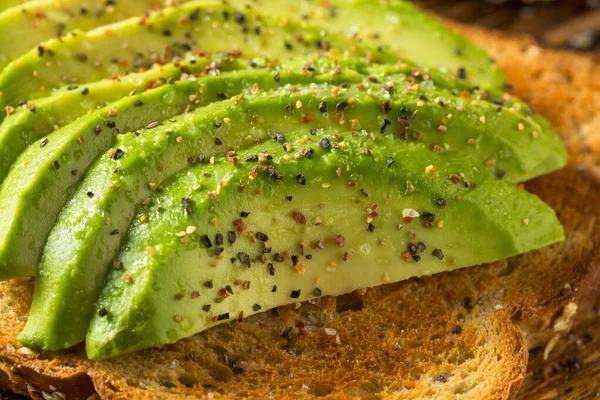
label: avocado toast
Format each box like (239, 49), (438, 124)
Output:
(0, 0), (597, 399)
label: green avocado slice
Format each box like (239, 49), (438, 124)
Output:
(0, 54), (246, 183)
(83, 131), (563, 360)
(0, 57), (388, 280)
(18, 78), (566, 350)
(212, 0), (504, 88)
(0, 1), (399, 119)
(0, 0), (28, 12)
(0, 0), (172, 69)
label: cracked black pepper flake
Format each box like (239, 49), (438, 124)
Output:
(272, 132), (285, 143)
(387, 157), (395, 168)
(204, 280), (213, 288)
(98, 307), (107, 317)
(456, 67), (467, 80)
(94, 125), (102, 135)
(252, 304), (262, 312)
(228, 231), (237, 244)
(381, 100), (391, 113)
(290, 289), (301, 299)
(439, 375), (447, 383)
(274, 72), (280, 81)
(225, 285), (234, 295)
(202, 305), (211, 312)
(214, 120), (222, 128)
(40, 138), (48, 147)
(217, 92), (227, 100)
(256, 232), (269, 242)
(268, 165), (283, 180)
(398, 115), (411, 127)
(452, 325), (462, 334)
(234, 11), (245, 24)
(497, 169), (506, 179)
(436, 197), (448, 208)
(243, 154), (258, 162)
(412, 254), (421, 262)
(285, 104), (294, 113)
(296, 173), (306, 185)
(233, 366), (244, 374)
(301, 148), (314, 159)
(312, 288), (322, 297)
(217, 313), (230, 321)
(214, 138), (223, 145)
(181, 197), (192, 215)
(238, 252), (250, 264)
(417, 242), (427, 252)
(433, 248), (444, 260)
(29, 104), (36, 113)
(420, 212), (436, 223)
(360, 188), (369, 197)
(134, 99), (143, 107)
(268, 263), (275, 276)
(110, 230), (119, 235)
(67, 84), (78, 91)
(106, 120), (116, 128)
(380, 119), (391, 133)
(408, 243), (418, 255)
(52, 160), (60, 170)
(319, 137), (330, 149)
(240, 211), (250, 218)
(319, 101), (328, 113)
(215, 247), (224, 256)
(215, 233), (223, 246)
(291, 255), (299, 266)
(367, 222), (375, 232)
(81, 87), (89, 95)
(111, 148), (124, 160)
(286, 196), (293, 201)
(272, 285), (277, 292)
(201, 235), (212, 248)
(262, 247), (271, 254)
(87, 191), (94, 198)
(335, 101), (349, 112)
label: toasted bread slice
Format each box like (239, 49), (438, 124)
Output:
(0, 25), (598, 400)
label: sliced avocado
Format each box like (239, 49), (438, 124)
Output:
(0, 1), (399, 119)
(0, 58), (386, 280)
(84, 130), (563, 359)
(0, 55), (245, 183)
(19, 76), (566, 350)
(216, 0), (504, 88)
(0, 0), (171, 69)
(0, 0), (28, 12)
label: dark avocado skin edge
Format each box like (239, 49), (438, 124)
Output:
(19, 72), (564, 351)
(84, 130), (563, 359)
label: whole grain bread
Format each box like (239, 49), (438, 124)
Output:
(0, 24), (598, 400)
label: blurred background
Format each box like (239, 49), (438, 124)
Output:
(415, 0), (600, 54)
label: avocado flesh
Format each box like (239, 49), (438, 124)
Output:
(84, 132), (563, 360)
(0, 1), (400, 120)
(0, 55), (244, 183)
(19, 78), (566, 350)
(0, 0), (171, 69)
(0, 57), (393, 280)
(207, 0), (504, 88)
(0, 0), (28, 12)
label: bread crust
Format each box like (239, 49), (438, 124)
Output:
(0, 25), (598, 400)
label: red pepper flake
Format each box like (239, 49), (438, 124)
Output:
(343, 252), (351, 261)
(301, 114), (314, 123)
(334, 235), (345, 247)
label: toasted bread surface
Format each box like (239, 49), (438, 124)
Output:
(0, 25), (598, 400)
